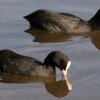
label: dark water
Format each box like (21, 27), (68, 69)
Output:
(0, 0), (100, 100)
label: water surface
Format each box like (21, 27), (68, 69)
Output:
(0, 0), (100, 100)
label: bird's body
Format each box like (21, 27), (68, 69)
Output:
(0, 50), (71, 79)
(24, 9), (100, 33)
(24, 9), (91, 33)
(0, 50), (53, 76)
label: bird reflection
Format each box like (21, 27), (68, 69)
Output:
(25, 27), (100, 48)
(0, 73), (72, 98)
(0, 72), (55, 83)
(45, 76), (72, 98)
(90, 30), (100, 50)
(25, 27), (72, 43)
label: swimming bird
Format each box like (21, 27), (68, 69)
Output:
(0, 50), (71, 80)
(23, 9), (100, 33)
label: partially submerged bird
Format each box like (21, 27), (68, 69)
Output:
(0, 50), (71, 80)
(24, 9), (100, 33)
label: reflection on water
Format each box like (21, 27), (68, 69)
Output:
(25, 27), (72, 43)
(0, 73), (55, 83)
(26, 27), (100, 51)
(45, 77), (72, 98)
(0, 73), (72, 98)
(90, 30), (100, 50)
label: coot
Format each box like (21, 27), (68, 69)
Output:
(0, 50), (71, 79)
(24, 9), (100, 33)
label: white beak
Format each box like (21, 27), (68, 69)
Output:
(62, 61), (71, 80)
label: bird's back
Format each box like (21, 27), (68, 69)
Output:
(0, 50), (44, 76)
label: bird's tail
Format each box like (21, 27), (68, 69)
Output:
(89, 9), (100, 30)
